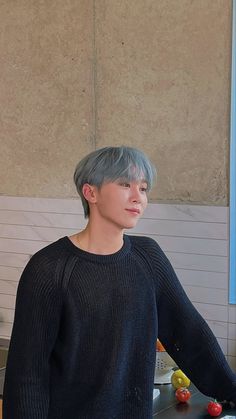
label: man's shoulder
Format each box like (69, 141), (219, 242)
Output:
(26, 237), (72, 275)
(128, 234), (161, 252)
(31, 236), (68, 259)
(127, 234), (167, 262)
(127, 235), (173, 276)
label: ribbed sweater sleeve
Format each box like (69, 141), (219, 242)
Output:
(3, 251), (64, 419)
(144, 238), (236, 403)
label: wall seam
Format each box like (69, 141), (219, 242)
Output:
(92, 0), (98, 149)
(229, 0), (236, 304)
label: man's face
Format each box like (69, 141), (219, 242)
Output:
(91, 179), (148, 230)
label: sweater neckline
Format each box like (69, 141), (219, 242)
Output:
(60, 234), (131, 264)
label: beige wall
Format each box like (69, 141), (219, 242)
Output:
(0, 0), (232, 205)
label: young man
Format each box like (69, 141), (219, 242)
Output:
(3, 146), (236, 418)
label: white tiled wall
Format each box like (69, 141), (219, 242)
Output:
(0, 196), (235, 369)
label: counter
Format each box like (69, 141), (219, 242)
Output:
(153, 383), (236, 418)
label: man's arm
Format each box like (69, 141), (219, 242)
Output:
(3, 255), (63, 419)
(150, 242), (236, 403)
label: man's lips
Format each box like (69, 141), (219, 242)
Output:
(125, 208), (141, 214)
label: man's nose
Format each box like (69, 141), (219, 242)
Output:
(130, 187), (141, 202)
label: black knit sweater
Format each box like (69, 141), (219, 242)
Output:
(3, 235), (236, 418)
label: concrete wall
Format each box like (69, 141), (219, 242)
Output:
(0, 0), (232, 205)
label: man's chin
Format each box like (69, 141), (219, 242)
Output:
(123, 221), (139, 230)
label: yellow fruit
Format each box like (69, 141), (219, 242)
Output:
(171, 369), (190, 389)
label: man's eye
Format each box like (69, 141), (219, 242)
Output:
(121, 183), (130, 187)
(140, 187), (147, 192)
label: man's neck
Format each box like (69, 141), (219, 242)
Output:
(70, 221), (124, 255)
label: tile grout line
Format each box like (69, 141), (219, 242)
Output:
(92, 0), (97, 149)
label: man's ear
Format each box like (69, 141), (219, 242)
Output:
(82, 184), (97, 203)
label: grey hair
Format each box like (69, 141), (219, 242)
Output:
(74, 146), (157, 218)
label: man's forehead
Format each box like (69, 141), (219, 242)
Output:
(117, 176), (148, 183)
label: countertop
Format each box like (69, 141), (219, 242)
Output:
(153, 383), (236, 418)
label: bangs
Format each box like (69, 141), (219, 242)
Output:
(101, 148), (156, 190)
(105, 163), (153, 190)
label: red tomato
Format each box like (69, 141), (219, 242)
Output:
(175, 387), (191, 403)
(207, 401), (222, 417)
